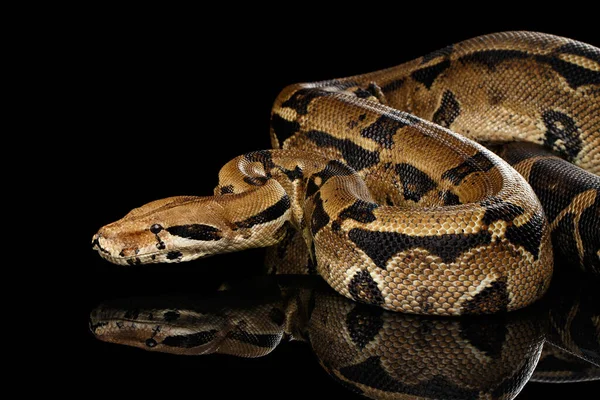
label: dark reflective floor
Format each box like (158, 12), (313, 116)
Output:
(83, 251), (599, 399)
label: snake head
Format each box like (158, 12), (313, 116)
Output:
(92, 196), (235, 265)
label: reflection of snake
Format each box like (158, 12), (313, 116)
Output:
(89, 274), (600, 399)
(92, 32), (599, 315)
(532, 271), (600, 383)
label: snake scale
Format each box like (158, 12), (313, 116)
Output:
(92, 31), (599, 316)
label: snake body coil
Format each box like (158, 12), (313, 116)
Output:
(92, 32), (599, 316)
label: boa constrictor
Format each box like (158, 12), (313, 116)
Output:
(89, 273), (600, 399)
(92, 31), (599, 316)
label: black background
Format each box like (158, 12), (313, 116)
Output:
(79, 8), (599, 398)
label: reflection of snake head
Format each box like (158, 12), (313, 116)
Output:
(89, 295), (286, 357)
(89, 301), (232, 355)
(91, 196), (237, 266)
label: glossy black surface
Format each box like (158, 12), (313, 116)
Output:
(83, 260), (600, 398)
(81, 14), (599, 398)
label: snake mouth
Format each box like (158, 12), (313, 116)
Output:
(98, 253), (157, 266)
(95, 251), (177, 266)
(94, 245), (208, 266)
(92, 231), (213, 266)
(92, 232), (174, 265)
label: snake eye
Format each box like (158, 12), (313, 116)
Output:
(150, 224), (163, 234)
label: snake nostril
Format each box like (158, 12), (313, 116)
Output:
(92, 233), (112, 256)
(91, 234), (101, 249)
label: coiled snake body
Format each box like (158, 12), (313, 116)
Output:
(92, 32), (599, 316)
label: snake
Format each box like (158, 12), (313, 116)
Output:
(89, 273), (600, 399)
(91, 31), (600, 316)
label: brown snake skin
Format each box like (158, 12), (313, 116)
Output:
(92, 31), (599, 316)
